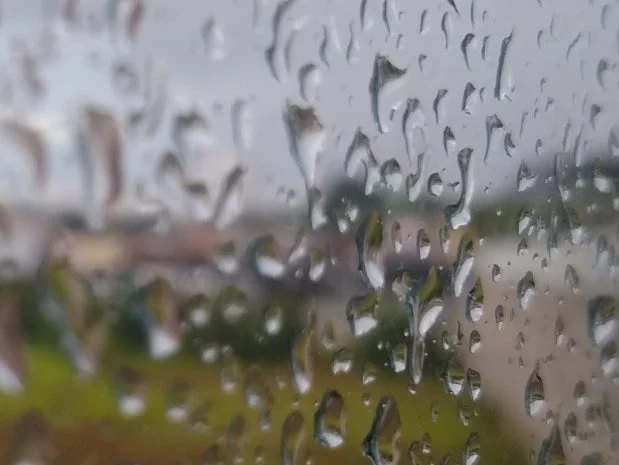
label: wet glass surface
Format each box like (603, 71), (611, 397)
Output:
(0, 1), (617, 465)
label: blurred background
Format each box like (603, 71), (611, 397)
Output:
(0, 1), (617, 465)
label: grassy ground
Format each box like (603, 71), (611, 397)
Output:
(0, 341), (526, 465)
(0, 275), (527, 465)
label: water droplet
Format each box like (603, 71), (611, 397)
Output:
(331, 348), (354, 375)
(220, 348), (242, 392)
(555, 316), (565, 346)
(320, 320), (338, 351)
(347, 292), (380, 337)
(201, 342), (221, 364)
(601, 343), (618, 379)
(461, 33), (475, 70)
(406, 153), (425, 203)
(345, 129), (380, 194)
(281, 411), (305, 465)
(314, 391), (345, 448)
(285, 103), (325, 190)
(433, 89), (449, 124)
(402, 99), (427, 164)
(458, 401), (472, 426)
(346, 23), (361, 64)
(427, 173), (444, 197)
(356, 211), (385, 290)
(218, 286), (248, 323)
(370, 55), (408, 133)
(463, 432), (481, 465)
(254, 234), (286, 279)
(184, 293), (211, 328)
(495, 305), (505, 330)
(536, 425), (565, 465)
(116, 365), (147, 417)
(445, 148), (474, 229)
(453, 233), (475, 297)
(138, 277), (181, 360)
(564, 412), (578, 444)
(108, 0), (145, 41)
(517, 272), (535, 311)
(517, 161), (536, 192)
(391, 221), (403, 254)
(461, 82), (477, 114)
(483, 114), (504, 162)
(494, 32), (514, 100)
(388, 342), (407, 373)
(166, 380), (190, 423)
(309, 188), (328, 230)
(441, 13), (452, 49)
(214, 241), (239, 275)
(443, 126), (457, 157)
(363, 362), (379, 385)
(381, 159), (402, 191)
(291, 313), (315, 395)
(491, 264), (501, 282)
(419, 298), (444, 338)
(439, 225), (450, 253)
(417, 229), (431, 260)
(467, 369), (482, 401)
(469, 330), (482, 354)
(299, 64), (321, 103)
(263, 303), (284, 336)
(443, 356), (465, 396)
(564, 265), (580, 293)
(265, 0), (296, 82)
(504, 132), (516, 157)
(231, 99), (253, 151)
(573, 381), (586, 406)
(408, 441), (425, 465)
(244, 365), (272, 410)
(201, 17), (226, 60)
(362, 396), (401, 465)
(214, 166), (245, 229)
(525, 368), (546, 416)
(587, 295), (617, 346)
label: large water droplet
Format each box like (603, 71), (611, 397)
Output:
(291, 313), (315, 395)
(445, 148), (474, 229)
(402, 99), (427, 164)
(356, 211), (385, 290)
(587, 296), (617, 347)
(536, 425), (566, 465)
(443, 356), (465, 396)
(314, 390), (345, 448)
(362, 396), (401, 465)
(347, 292), (380, 337)
(285, 103), (325, 190)
(381, 159), (402, 191)
(517, 272), (535, 311)
(453, 233), (475, 297)
(417, 229), (431, 260)
(281, 411), (305, 465)
(298, 64), (321, 103)
(201, 17), (226, 60)
(254, 234), (287, 279)
(466, 278), (484, 323)
(369, 55), (408, 133)
(525, 368), (546, 416)
(231, 99), (253, 151)
(116, 365), (147, 417)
